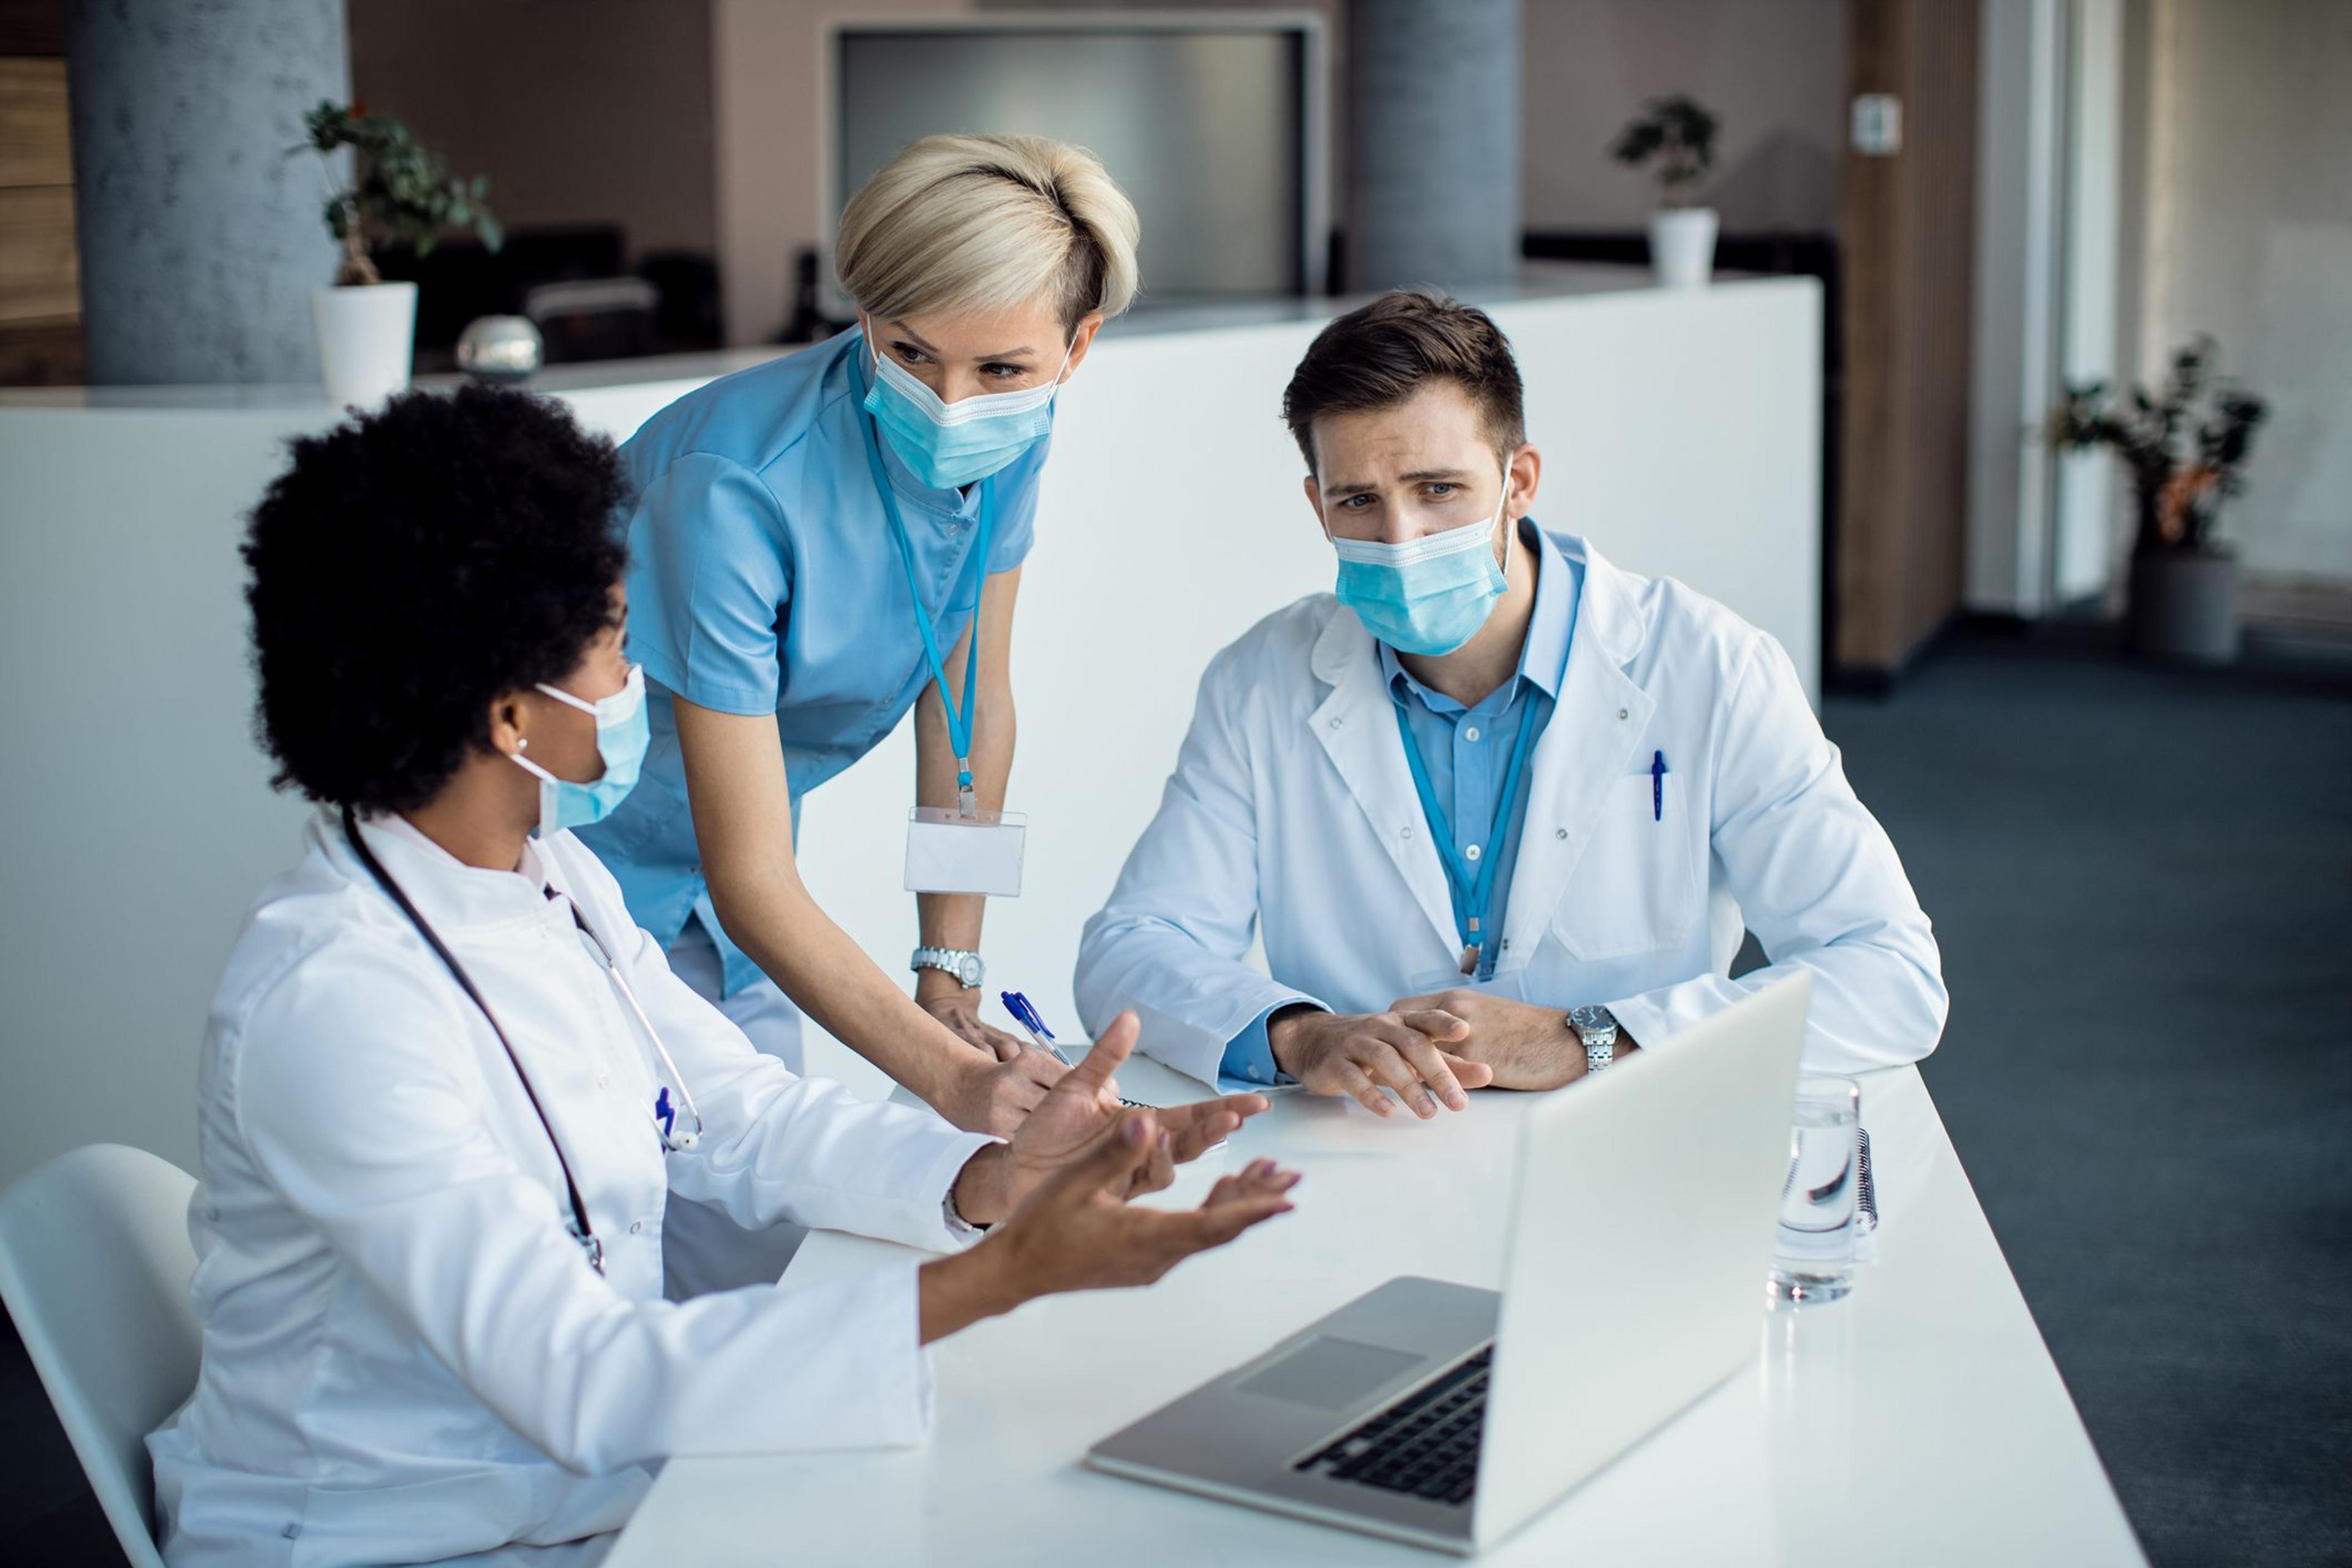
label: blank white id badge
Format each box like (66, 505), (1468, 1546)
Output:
(903, 807), (1027, 896)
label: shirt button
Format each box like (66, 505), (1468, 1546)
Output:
(1556, 827), (1569, 840)
(597, 1073), (611, 1089)
(1464, 726), (1482, 742)
(1618, 709), (1630, 720)
(1401, 825), (1415, 839)
(1465, 843), (1483, 862)
(1329, 717), (1343, 729)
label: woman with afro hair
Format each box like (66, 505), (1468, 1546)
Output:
(145, 385), (1289, 1568)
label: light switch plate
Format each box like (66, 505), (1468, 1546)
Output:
(1851, 94), (1903, 156)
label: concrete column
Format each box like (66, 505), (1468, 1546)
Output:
(65, 0), (349, 385)
(1345, 0), (1521, 293)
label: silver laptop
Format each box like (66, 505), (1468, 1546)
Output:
(1086, 973), (1811, 1555)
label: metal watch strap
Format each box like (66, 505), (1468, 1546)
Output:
(910, 946), (984, 989)
(1569, 1005), (1619, 1076)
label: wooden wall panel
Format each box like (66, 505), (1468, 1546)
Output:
(0, 56), (70, 186)
(1837, 0), (1981, 678)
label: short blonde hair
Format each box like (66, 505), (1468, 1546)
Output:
(837, 133), (1141, 335)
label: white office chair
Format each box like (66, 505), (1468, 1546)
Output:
(0, 1144), (200, 1568)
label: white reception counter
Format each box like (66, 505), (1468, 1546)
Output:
(0, 268), (1822, 1182)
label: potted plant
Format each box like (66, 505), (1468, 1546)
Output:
(1611, 95), (1721, 288)
(2048, 336), (2269, 665)
(290, 102), (500, 407)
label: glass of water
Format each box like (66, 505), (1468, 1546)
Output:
(1769, 1076), (1862, 1303)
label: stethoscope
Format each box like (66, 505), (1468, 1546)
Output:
(341, 807), (704, 1275)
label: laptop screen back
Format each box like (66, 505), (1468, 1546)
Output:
(1472, 973), (1812, 1545)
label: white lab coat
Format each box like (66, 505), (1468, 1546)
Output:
(1076, 535), (1947, 1085)
(149, 811), (995, 1568)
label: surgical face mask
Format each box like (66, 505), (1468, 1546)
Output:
(861, 328), (1072, 490)
(509, 663), (648, 837)
(1330, 495), (1512, 657)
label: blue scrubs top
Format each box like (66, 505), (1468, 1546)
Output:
(578, 328), (1047, 995)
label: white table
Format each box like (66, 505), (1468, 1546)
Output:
(608, 1056), (2144, 1566)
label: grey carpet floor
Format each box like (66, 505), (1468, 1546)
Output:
(1825, 625), (2352, 1568)
(4, 626), (2347, 1566)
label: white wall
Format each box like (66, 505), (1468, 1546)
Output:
(2136, 0), (2352, 585)
(0, 276), (1820, 1185)
(1967, 0), (2068, 615)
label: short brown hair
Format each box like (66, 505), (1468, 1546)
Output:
(1281, 290), (1526, 473)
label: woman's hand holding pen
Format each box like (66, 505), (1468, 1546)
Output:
(949, 1011), (1272, 1221)
(926, 1033), (1066, 1137)
(916, 970), (1036, 1061)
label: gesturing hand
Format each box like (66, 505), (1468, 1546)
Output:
(952, 1011), (1273, 1221)
(992, 1115), (1300, 1300)
(1267, 1005), (1496, 1119)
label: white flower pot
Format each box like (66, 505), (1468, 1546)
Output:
(310, 282), (418, 408)
(1648, 208), (1719, 288)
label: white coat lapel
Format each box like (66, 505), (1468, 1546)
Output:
(1501, 543), (1656, 962)
(1306, 603), (1462, 956)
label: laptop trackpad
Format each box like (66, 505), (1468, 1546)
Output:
(1235, 1336), (1424, 1409)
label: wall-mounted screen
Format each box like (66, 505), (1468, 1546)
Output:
(831, 17), (1327, 306)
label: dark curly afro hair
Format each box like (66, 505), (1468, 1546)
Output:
(244, 384), (631, 815)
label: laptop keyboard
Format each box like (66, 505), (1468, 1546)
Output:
(1292, 1346), (1491, 1507)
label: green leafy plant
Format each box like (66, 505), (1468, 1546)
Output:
(290, 101), (500, 287)
(1610, 96), (1719, 208)
(2047, 335), (2269, 556)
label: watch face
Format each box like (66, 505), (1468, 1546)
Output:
(956, 954), (984, 988)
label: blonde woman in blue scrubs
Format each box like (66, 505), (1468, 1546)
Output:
(578, 135), (1139, 1284)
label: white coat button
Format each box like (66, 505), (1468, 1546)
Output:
(597, 1073), (611, 1088)
(1618, 708), (1629, 720)
(1464, 726), (1482, 742)
(1329, 717), (1342, 729)
(1465, 843), (1482, 862)
(1556, 827), (1569, 840)
(1401, 825), (1415, 839)
(629, 1220), (644, 1235)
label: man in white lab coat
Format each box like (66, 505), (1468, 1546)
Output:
(1075, 290), (1946, 1117)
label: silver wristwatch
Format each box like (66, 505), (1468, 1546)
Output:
(1567, 1005), (1619, 1076)
(910, 946), (984, 990)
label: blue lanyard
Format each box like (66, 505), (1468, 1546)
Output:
(858, 404), (993, 814)
(1392, 689), (1544, 979)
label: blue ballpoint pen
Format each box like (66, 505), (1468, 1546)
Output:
(998, 990), (1074, 1065)
(1001, 990), (1161, 1115)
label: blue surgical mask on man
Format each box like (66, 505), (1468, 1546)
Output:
(510, 663), (649, 837)
(862, 329), (1072, 490)
(1330, 488), (1512, 657)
